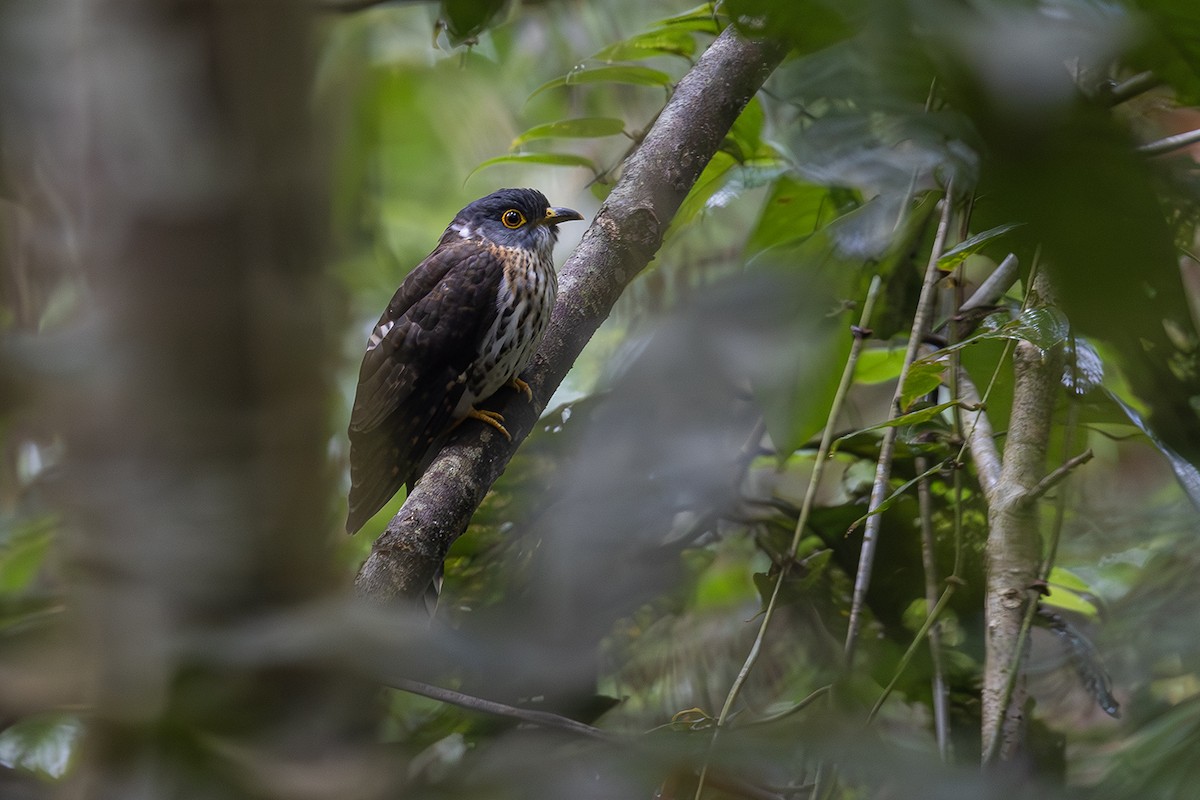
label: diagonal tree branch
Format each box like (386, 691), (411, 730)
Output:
(355, 26), (790, 603)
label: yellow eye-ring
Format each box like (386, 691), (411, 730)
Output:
(501, 209), (526, 229)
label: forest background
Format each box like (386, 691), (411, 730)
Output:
(3, 1), (1200, 798)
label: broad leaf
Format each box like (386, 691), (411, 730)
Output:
(832, 400), (961, 452)
(900, 360), (945, 410)
(936, 222), (1024, 271)
(468, 152), (597, 180)
(530, 65), (673, 99)
(744, 176), (835, 259)
(853, 346), (906, 384)
(594, 28), (698, 61)
(511, 117), (626, 148)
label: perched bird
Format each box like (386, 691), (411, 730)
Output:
(346, 188), (583, 534)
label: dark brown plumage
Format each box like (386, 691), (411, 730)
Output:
(346, 188), (583, 534)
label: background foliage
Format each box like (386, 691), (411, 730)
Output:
(3, 0), (1200, 798)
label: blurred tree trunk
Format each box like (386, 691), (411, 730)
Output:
(2, 2), (376, 797)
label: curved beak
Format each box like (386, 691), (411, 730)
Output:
(541, 206), (585, 226)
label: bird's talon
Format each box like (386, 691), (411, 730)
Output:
(509, 376), (533, 403)
(468, 407), (513, 441)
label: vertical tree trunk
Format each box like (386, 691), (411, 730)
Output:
(2, 2), (373, 796)
(981, 273), (1062, 764)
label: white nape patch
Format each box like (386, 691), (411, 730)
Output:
(366, 319), (395, 352)
(451, 222), (474, 239)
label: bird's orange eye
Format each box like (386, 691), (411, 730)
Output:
(501, 209), (526, 229)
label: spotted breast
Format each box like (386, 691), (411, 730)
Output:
(459, 241), (558, 414)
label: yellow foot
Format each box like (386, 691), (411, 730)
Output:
(467, 407), (512, 441)
(508, 376), (533, 403)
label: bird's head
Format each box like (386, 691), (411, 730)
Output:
(446, 188), (584, 256)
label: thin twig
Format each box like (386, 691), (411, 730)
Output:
(915, 455), (952, 758)
(868, 583), (957, 722)
(314, 0), (413, 12)
(1027, 449), (1094, 501)
(1138, 127), (1200, 157)
(745, 685), (833, 726)
(1100, 70), (1161, 106)
(391, 677), (614, 741)
(844, 184), (955, 665)
(392, 679), (786, 800)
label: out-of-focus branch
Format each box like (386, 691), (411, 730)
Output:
(1099, 71), (1161, 106)
(355, 26), (790, 603)
(391, 678), (614, 741)
(314, 0), (417, 12)
(1138, 127), (1200, 157)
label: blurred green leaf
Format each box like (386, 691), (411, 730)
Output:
(510, 117), (627, 148)
(530, 65), (673, 99)
(0, 520), (52, 592)
(1129, 0), (1200, 103)
(657, 2), (721, 33)
(667, 150), (738, 233)
(439, 0), (507, 46)
(853, 346), (906, 384)
(726, 0), (860, 54)
(0, 714), (80, 779)
(594, 28), (699, 61)
(468, 152), (598, 180)
(936, 223), (1023, 272)
(744, 176), (835, 258)
(721, 95), (765, 162)
(752, 549), (833, 608)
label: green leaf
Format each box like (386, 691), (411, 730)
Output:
(467, 152), (597, 180)
(1128, 0), (1200, 104)
(846, 460), (945, 533)
(0, 523), (53, 592)
(930, 307), (1070, 359)
(998, 306), (1070, 352)
(594, 28), (698, 61)
(853, 346), (906, 384)
(832, 400), (960, 452)
(529, 65), (673, 100)
(510, 117), (626, 148)
(721, 96), (765, 162)
(0, 713), (81, 779)
(936, 223), (1024, 271)
(657, 2), (721, 33)
(726, 0), (858, 54)
(667, 150), (738, 233)
(751, 549), (834, 608)
(439, 0), (507, 45)
(1043, 567), (1101, 619)
(899, 359), (945, 410)
(744, 176), (834, 258)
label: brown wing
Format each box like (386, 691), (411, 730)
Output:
(346, 240), (503, 534)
